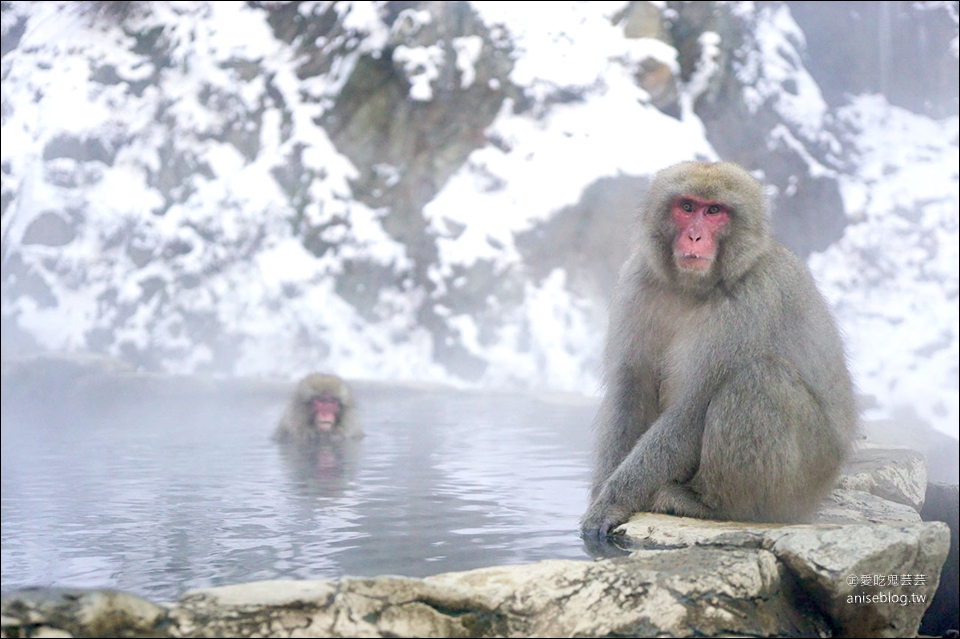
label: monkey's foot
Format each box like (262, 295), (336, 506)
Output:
(652, 483), (715, 519)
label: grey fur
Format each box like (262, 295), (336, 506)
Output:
(274, 373), (363, 443)
(581, 162), (858, 537)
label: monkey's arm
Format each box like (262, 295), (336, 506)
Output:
(589, 366), (660, 500)
(581, 403), (705, 537)
(338, 407), (364, 439)
(273, 411), (295, 442)
(581, 285), (778, 537)
(589, 269), (666, 493)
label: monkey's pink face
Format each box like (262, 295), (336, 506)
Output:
(311, 398), (341, 432)
(671, 197), (730, 272)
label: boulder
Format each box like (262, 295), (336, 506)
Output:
(838, 444), (928, 512)
(813, 488), (921, 524)
(0, 588), (166, 638)
(619, 514), (950, 638)
(3, 516), (949, 638)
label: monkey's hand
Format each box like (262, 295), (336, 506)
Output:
(579, 497), (633, 539)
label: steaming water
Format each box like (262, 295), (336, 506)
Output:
(1, 380), (596, 602)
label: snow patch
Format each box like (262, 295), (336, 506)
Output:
(453, 35), (484, 89)
(393, 44), (445, 101)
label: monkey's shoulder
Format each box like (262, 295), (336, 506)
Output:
(729, 243), (824, 304)
(272, 412), (297, 440)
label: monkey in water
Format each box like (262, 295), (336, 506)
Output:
(274, 373), (362, 443)
(581, 161), (858, 538)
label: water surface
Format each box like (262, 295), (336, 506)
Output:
(2, 373), (596, 601)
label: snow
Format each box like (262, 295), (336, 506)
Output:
(453, 35), (484, 89)
(471, 1), (628, 89)
(1, 2), (957, 440)
(680, 31), (722, 117)
(809, 95), (960, 438)
(425, 2), (717, 271)
(393, 44), (445, 101)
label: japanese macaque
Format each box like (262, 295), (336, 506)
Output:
(274, 373), (362, 443)
(581, 161), (857, 538)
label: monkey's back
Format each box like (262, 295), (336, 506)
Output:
(747, 242), (858, 439)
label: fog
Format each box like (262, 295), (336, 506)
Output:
(1, 0), (957, 598)
(2, 2), (957, 440)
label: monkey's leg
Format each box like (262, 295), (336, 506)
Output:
(651, 483), (715, 519)
(691, 357), (840, 523)
(582, 407), (706, 536)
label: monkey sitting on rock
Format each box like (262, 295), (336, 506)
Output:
(274, 373), (362, 443)
(581, 161), (858, 538)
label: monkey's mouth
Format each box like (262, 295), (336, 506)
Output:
(312, 398), (340, 431)
(676, 255), (712, 272)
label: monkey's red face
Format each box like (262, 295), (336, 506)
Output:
(671, 196), (730, 272)
(310, 397), (341, 432)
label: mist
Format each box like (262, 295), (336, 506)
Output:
(1, 4), (957, 439)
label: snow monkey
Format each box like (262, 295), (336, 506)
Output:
(274, 373), (362, 443)
(581, 161), (857, 538)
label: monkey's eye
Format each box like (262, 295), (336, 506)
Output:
(679, 200), (695, 213)
(706, 204), (723, 215)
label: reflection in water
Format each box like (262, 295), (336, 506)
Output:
(1, 379), (596, 601)
(278, 438), (363, 497)
(580, 531), (636, 559)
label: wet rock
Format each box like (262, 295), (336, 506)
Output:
(2, 515), (949, 638)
